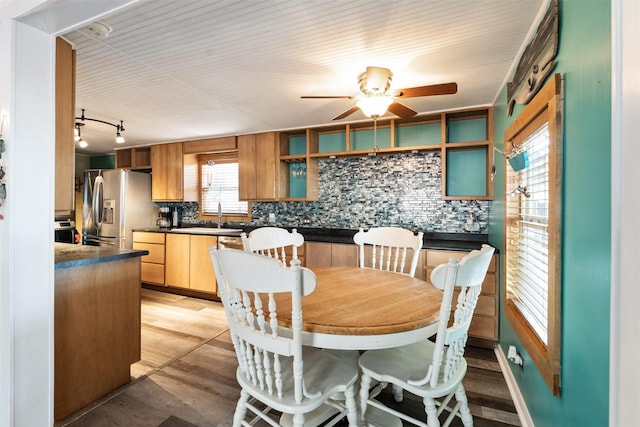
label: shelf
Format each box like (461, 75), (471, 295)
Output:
(395, 119), (441, 148)
(115, 146), (151, 169)
(444, 147), (489, 198)
(277, 107), (493, 200)
(446, 108), (490, 143)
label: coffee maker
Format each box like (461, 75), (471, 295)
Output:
(157, 206), (172, 229)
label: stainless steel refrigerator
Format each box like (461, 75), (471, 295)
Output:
(83, 169), (158, 248)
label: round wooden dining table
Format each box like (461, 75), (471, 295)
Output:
(274, 266), (443, 350)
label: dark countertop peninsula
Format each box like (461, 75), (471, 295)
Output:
(133, 226), (492, 252)
(54, 242), (149, 270)
(54, 242), (147, 420)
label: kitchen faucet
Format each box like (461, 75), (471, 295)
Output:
(217, 201), (222, 229)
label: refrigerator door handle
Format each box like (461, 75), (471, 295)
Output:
(92, 175), (105, 230)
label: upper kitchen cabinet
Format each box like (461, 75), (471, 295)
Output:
(182, 136), (236, 154)
(278, 106), (493, 201)
(151, 142), (184, 201)
(278, 130), (319, 201)
(115, 146), (151, 170)
(238, 132), (279, 201)
(55, 37), (75, 214)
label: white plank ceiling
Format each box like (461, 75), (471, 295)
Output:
(58, 0), (547, 154)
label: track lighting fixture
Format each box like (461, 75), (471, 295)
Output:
(74, 108), (126, 148)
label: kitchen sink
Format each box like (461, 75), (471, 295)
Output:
(169, 227), (244, 235)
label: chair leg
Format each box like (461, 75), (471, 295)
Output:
(234, 390), (250, 427)
(392, 384), (404, 402)
(292, 412), (305, 427)
(454, 384), (473, 427)
(423, 397), (441, 427)
(344, 384), (358, 426)
(359, 373), (372, 424)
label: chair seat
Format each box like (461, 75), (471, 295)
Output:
(359, 340), (467, 398)
(237, 346), (359, 414)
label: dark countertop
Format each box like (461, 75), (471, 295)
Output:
(133, 226), (492, 252)
(55, 243), (149, 270)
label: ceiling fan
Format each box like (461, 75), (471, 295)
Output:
(301, 66), (458, 120)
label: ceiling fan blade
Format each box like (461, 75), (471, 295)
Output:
(395, 82), (458, 98)
(387, 102), (417, 119)
(301, 95), (354, 99)
(333, 105), (360, 120)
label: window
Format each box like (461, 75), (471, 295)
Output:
(503, 74), (562, 396)
(198, 153), (249, 221)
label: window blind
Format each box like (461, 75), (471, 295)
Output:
(200, 155), (248, 216)
(505, 122), (550, 344)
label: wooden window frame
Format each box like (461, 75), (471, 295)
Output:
(503, 74), (563, 396)
(198, 152), (251, 222)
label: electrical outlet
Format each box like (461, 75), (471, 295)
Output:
(507, 345), (524, 371)
(268, 213), (276, 223)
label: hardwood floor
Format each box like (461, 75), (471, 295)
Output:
(56, 289), (520, 427)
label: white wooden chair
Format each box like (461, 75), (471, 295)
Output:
(209, 248), (359, 427)
(353, 227), (424, 277)
(358, 244), (495, 427)
(241, 227), (304, 266)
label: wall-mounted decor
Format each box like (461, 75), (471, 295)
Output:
(507, 0), (558, 116)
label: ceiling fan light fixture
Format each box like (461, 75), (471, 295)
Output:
(357, 94), (393, 118)
(358, 66), (392, 94)
(302, 66), (456, 121)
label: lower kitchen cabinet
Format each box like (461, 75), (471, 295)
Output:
(305, 241), (358, 268)
(189, 235), (218, 293)
(305, 241), (425, 280)
(166, 233), (218, 294)
(133, 231), (166, 285)
(425, 249), (498, 345)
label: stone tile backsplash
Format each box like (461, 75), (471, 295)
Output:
(171, 152), (489, 233)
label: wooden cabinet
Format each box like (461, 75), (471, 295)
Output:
(115, 146), (151, 170)
(305, 242), (358, 268)
(425, 249), (498, 345)
(306, 241), (426, 280)
(151, 142), (184, 201)
(55, 37), (75, 214)
(165, 233), (190, 287)
(165, 233), (218, 294)
(189, 235), (218, 293)
(278, 131), (319, 200)
(133, 231), (166, 285)
(182, 136), (236, 154)
(182, 153), (199, 202)
(238, 132), (279, 200)
(55, 256), (141, 420)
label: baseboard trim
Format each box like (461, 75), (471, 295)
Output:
(494, 345), (535, 427)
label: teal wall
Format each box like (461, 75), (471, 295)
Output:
(489, 1), (611, 425)
(89, 154), (115, 169)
